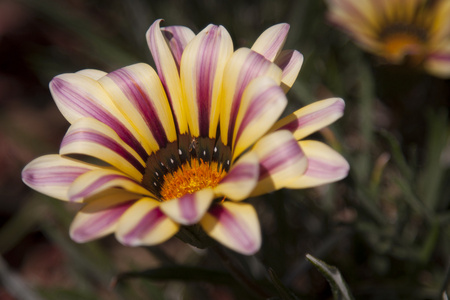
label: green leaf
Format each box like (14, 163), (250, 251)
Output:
(306, 254), (354, 300)
(420, 110), (449, 211)
(379, 129), (414, 182)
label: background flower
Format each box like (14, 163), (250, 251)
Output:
(327, 0), (450, 77)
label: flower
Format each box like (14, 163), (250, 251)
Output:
(22, 19), (349, 255)
(327, 0), (450, 77)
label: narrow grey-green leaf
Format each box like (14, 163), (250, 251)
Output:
(306, 254), (354, 300)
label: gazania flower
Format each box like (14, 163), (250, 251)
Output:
(22, 19), (349, 255)
(327, 0), (450, 77)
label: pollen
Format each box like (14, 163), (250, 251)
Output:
(160, 159), (226, 201)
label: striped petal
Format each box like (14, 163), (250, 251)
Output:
(161, 25), (196, 69)
(68, 169), (153, 203)
(220, 48), (282, 146)
(76, 69), (107, 80)
(251, 23), (289, 62)
(21, 154), (98, 201)
(59, 118), (146, 181)
(275, 50), (303, 92)
(180, 24), (233, 138)
(200, 202), (261, 255)
(272, 98), (345, 140)
(160, 189), (214, 225)
(232, 77), (287, 160)
(147, 19), (188, 134)
(214, 152), (259, 201)
(50, 73), (148, 159)
(425, 50), (450, 78)
(116, 198), (179, 246)
(285, 140), (349, 189)
(250, 130), (308, 196)
(70, 193), (139, 242)
(99, 63), (177, 152)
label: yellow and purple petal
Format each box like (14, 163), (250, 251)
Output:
(68, 169), (153, 203)
(50, 73), (148, 159)
(250, 130), (308, 196)
(275, 50), (303, 92)
(160, 189), (214, 225)
(76, 69), (107, 80)
(425, 49), (450, 78)
(21, 154), (99, 201)
(201, 202), (261, 255)
(116, 198), (179, 246)
(214, 152), (259, 201)
(99, 63), (177, 152)
(232, 77), (287, 160)
(161, 25), (196, 70)
(70, 192), (140, 242)
(286, 140), (349, 189)
(220, 48), (282, 146)
(272, 98), (345, 140)
(146, 19), (188, 134)
(251, 23), (289, 62)
(180, 24), (233, 138)
(59, 118), (146, 181)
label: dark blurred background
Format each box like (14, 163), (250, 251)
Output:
(1, 0), (449, 299)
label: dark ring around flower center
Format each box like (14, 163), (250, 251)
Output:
(142, 133), (232, 199)
(378, 22), (428, 42)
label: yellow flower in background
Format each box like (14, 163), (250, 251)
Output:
(22, 19), (349, 255)
(327, 0), (450, 77)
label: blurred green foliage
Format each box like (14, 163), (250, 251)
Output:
(0, 0), (449, 299)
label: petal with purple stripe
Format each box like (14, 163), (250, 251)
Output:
(272, 98), (345, 140)
(160, 189), (214, 225)
(146, 19), (188, 134)
(214, 152), (259, 201)
(99, 63), (177, 152)
(76, 69), (107, 80)
(68, 169), (153, 203)
(59, 118), (146, 181)
(220, 48), (282, 146)
(232, 77), (287, 160)
(22, 154), (99, 201)
(50, 73), (149, 159)
(425, 50), (450, 78)
(70, 197), (138, 243)
(275, 50), (303, 92)
(116, 198), (179, 246)
(200, 202), (261, 255)
(327, 0), (378, 34)
(161, 25), (196, 70)
(251, 23), (289, 62)
(180, 24), (233, 138)
(285, 140), (349, 189)
(250, 130), (308, 196)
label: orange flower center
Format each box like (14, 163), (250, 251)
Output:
(160, 159), (226, 201)
(142, 135), (231, 200)
(382, 32), (425, 62)
(379, 23), (428, 63)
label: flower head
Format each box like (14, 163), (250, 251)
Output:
(22, 20), (349, 255)
(327, 0), (450, 77)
